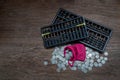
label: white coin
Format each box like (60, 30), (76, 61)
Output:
(94, 62), (98, 67)
(56, 68), (61, 72)
(100, 56), (104, 60)
(61, 47), (65, 51)
(86, 47), (89, 51)
(87, 55), (90, 59)
(92, 52), (95, 56)
(63, 67), (67, 71)
(43, 61), (48, 66)
(60, 53), (64, 57)
(95, 52), (99, 55)
(90, 59), (94, 63)
(66, 50), (69, 53)
(101, 60), (106, 64)
(73, 62), (78, 67)
(56, 55), (59, 59)
(90, 63), (93, 67)
(89, 53), (93, 57)
(95, 55), (99, 58)
(65, 54), (71, 60)
(57, 63), (62, 68)
(88, 67), (92, 71)
(65, 60), (68, 66)
(70, 67), (77, 71)
(104, 57), (108, 61)
(82, 69), (88, 73)
(85, 64), (89, 69)
(104, 52), (108, 56)
(78, 63), (82, 67)
(51, 59), (57, 64)
(85, 61), (89, 66)
(78, 66), (81, 70)
(61, 64), (65, 68)
(97, 59), (101, 63)
(89, 49), (92, 52)
(52, 55), (56, 59)
(55, 47), (60, 50)
(98, 63), (102, 67)
(68, 52), (72, 57)
(86, 51), (89, 54)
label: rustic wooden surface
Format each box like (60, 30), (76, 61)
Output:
(0, 0), (120, 80)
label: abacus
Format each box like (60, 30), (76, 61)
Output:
(52, 8), (112, 52)
(41, 17), (88, 48)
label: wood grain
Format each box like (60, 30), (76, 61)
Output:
(0, 0), (120, 80)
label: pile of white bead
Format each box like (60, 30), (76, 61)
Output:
(49, 45), (108, 73)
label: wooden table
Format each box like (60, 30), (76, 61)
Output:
(0, 0), (120, 80)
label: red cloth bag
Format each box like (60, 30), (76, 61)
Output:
(64, 44), (86, 67)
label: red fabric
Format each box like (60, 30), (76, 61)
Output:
(64, 44), (86, 67)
